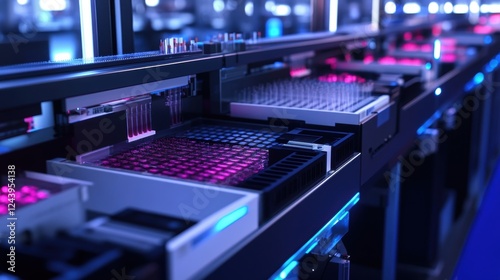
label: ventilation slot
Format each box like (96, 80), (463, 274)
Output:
(238, 150), (326, 221)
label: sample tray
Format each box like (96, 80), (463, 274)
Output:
(229, 78), (389, 126)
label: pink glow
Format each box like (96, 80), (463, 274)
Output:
(20, 196), (37, 204)
(398, 58), (424, 66)
(0, 185), (50, 213)
(318, 73), (366, 84)
(441, 45), (457, 52)
(489, 14), (500, 24)
(432, 25), (442, 36)
(402, 43), (419, 51)
(325, 57), (337, 65)
(403, 32), (412, 41)
(24, 117), (34, 132)
(98, 137), (268, 186)
(441, 54), (457, 63)
(363, 55), (374, 64)
(474, 25), (494, 34)
(379, 56), (397, 65)
(37, 191), (49, 199)
(421, 44), (433, 52)
(290, 67), (310, 78)
(440, 38), (457, 46)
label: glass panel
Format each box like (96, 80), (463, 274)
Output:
(0, 0), (82, 66)
(132, 0), (312, 52)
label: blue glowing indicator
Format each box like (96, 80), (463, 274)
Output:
(425, 62), (432, 70)
(484, 35), (493, 45)
(474, 72), (484, 85)
(271, 193), (360, 280)
(464, 82), (474, 92)
(434, 39), (441, 60)
(487, 59), (499, 72)
(214, 206), (248, 232)
(0, 146), (11, 154)
(466, 47), (477, 56)
(435, 87), (442, 96)
(266, 18), (283, 38)
(279, 261), (298, 279)
(306, 241), (319, 254)
(338, 211), (349, 221)
(417, 111), (442, 135)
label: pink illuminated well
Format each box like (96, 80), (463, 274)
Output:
(489, 14), (500, 25)
(0, 185), (50, 215)
(421, 44), (432, 52)
(363, 55), (374, 64)
(98, 138), (268, 186)
(379, 56), (397, 65)
(318, 73), (366, 84)
(402, 43), (419, 51)
(290, 67), (311, 78)
(325, 57), (338, 66)
(441, 54), (457, 63)
(376, 56), (424, 66)
(398, 58), (425, 66)
(474, 25), (494, 34)
(432, 25), (442, 36)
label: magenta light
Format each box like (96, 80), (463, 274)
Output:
(442, 54), (457, 63)
(402, 43), (419, 51)
(421, 44), (433, 52)
(0, 185), (51, 213)
(403, 32), (412, 41)
(398, 58), (425, 66)
(363, 55), (374, 64)
(474, 25), (494, 34)
(318, 73), (366, 84)
(98, 137), (269, 186)
(379, 56), (397, 65)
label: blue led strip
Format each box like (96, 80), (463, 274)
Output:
(192, 206), (248, 246)
(474, 72), (485, 84)
(305, 241), (319, 254)
(215, 206), (248, 232)
(486, 59), (499, 73)
(464, 72), (485, 92)
(278, 261), (298, 280)
(270, 192), (360, 280)
(417, 111), (442, 135)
